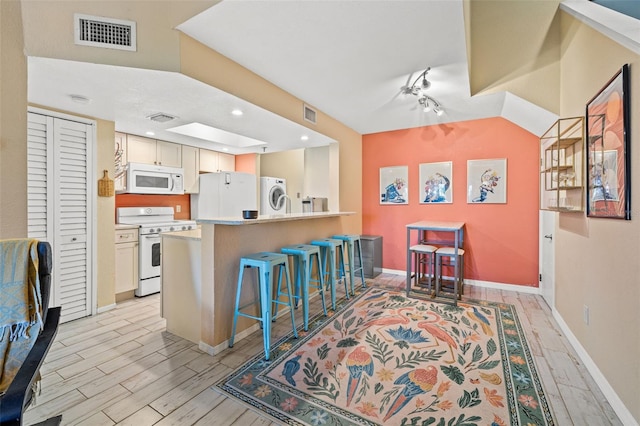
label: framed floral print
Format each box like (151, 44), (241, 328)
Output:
(467, 159), (507, 204)
(419, 161), (453, 203)
(380, 166), (408, 205)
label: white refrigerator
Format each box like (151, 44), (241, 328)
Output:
(191, 172), (257, 219)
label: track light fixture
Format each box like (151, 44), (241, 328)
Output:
(402, 67), (444, 116)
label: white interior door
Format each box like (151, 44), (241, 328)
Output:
(539, 210), (555, 308)
(27, 111), (94, 323)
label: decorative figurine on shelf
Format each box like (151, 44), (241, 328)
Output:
(472, 169), (501, 203)
(423, 172), (450, 203)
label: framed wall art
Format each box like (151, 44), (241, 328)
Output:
(380, 166), (408, 205)
(419, 161), (453, 203)
(467, 158), (507, 203)
(586, 64), (631, 220)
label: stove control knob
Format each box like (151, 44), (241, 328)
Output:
(156, 228), (161, 233)
(187, 225), (193, 230)
(181, 225), (187, 230)
(170, 226), (175, 232)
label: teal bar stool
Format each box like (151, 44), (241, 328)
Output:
(229, 252), (298, 360)
(311, 238), (349, 310)
(281, 244), (327, 331)
(332, 234), (367, 295)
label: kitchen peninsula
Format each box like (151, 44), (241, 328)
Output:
(161, 211), (355, 356)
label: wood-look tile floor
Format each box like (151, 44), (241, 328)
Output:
(25, 274), (623, 425)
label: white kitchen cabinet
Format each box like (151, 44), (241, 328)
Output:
(126, 134), (157, 165)
(199, 148), (219, 173)
(126, 134), (182, 167)
(115, 228), (138, 294)
(200, 148), (235, 173)
(218, 152), (235, 171)
(182, 145), (200, 193)
(157, 140), (182, 167)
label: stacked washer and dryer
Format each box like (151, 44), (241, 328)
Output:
(260, 177), (287, 215)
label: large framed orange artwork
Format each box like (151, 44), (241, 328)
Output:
(586, 64), (631, 220)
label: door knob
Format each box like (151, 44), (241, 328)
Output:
(544, 234), (552, 241)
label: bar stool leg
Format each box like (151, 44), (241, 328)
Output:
(313, 252), (328, 316)
(338, 245), (350, 300)
(300, 256), (310, 330)
(229, 263), (245, 348)
(282, 260), (298, 337)
(355, 239), (366, 289)
(344, 241), (356, 295)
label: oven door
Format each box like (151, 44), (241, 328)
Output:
(139, 233), (162, 280)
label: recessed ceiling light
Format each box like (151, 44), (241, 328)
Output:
(222, 148), (229, 151)
(301, 135), (309, 141)
(70, 94), (91, 104)
(231, 109), (243, 116)
(146, 131), (155, 136)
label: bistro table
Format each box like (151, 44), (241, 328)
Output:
(405, 220), (465, 305)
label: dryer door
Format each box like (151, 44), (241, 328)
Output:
(269, 186), (286, 211)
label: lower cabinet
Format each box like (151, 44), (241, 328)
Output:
(115, 228), (139, 294)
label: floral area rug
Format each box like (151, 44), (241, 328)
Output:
(215, 288), (554, 426)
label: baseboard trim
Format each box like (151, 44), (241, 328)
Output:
(96, 303), (116, 314)
(464, 279), (540, 295)
(199, 323), (261, 356)
(551, 308), (638, 426)
(381, 269), (541, 295)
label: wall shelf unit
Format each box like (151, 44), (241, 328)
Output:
(540, 116), (584, 212)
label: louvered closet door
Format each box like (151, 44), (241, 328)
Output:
(27, 112), (93, 323)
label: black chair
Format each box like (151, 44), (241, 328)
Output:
(0, 241), (62, 426)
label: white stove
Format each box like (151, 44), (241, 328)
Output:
(116, 207), (196, 296)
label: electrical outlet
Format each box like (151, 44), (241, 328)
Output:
(176, 205), (181, 213)
(583, 305), (589, 325)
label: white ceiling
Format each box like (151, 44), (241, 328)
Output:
(27, 0), (557, 155)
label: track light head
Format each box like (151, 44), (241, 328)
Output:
(404, 67), (443, 116)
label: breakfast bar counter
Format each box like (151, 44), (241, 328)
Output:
(196, 211), (355, 355)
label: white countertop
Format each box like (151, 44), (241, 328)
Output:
(196, 211), (355, 225)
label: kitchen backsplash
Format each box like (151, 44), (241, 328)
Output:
(115, 194), (191, 220)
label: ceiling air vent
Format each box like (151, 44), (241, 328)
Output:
(74, 14), (136, 51)
(303, 104), (317, 124)
(147, 113), (177, 123)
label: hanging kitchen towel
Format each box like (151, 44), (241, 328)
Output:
(0, 239), (43, 395)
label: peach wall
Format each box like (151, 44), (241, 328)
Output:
(235, 153), (257, 174)
(115, 194), (191, 220)
(362, 117), (539, 286)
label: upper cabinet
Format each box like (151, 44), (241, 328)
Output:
(182, 145), (200, 193)
(200, 149), (235, 173)
(126, 134), (182, 168)
(539, 116), (584, 212)
(114, 132), (235, 194)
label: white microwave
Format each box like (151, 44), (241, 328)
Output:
(117, 162), (184, 195)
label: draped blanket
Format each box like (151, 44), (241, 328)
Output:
(0, 239), (43, 395)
